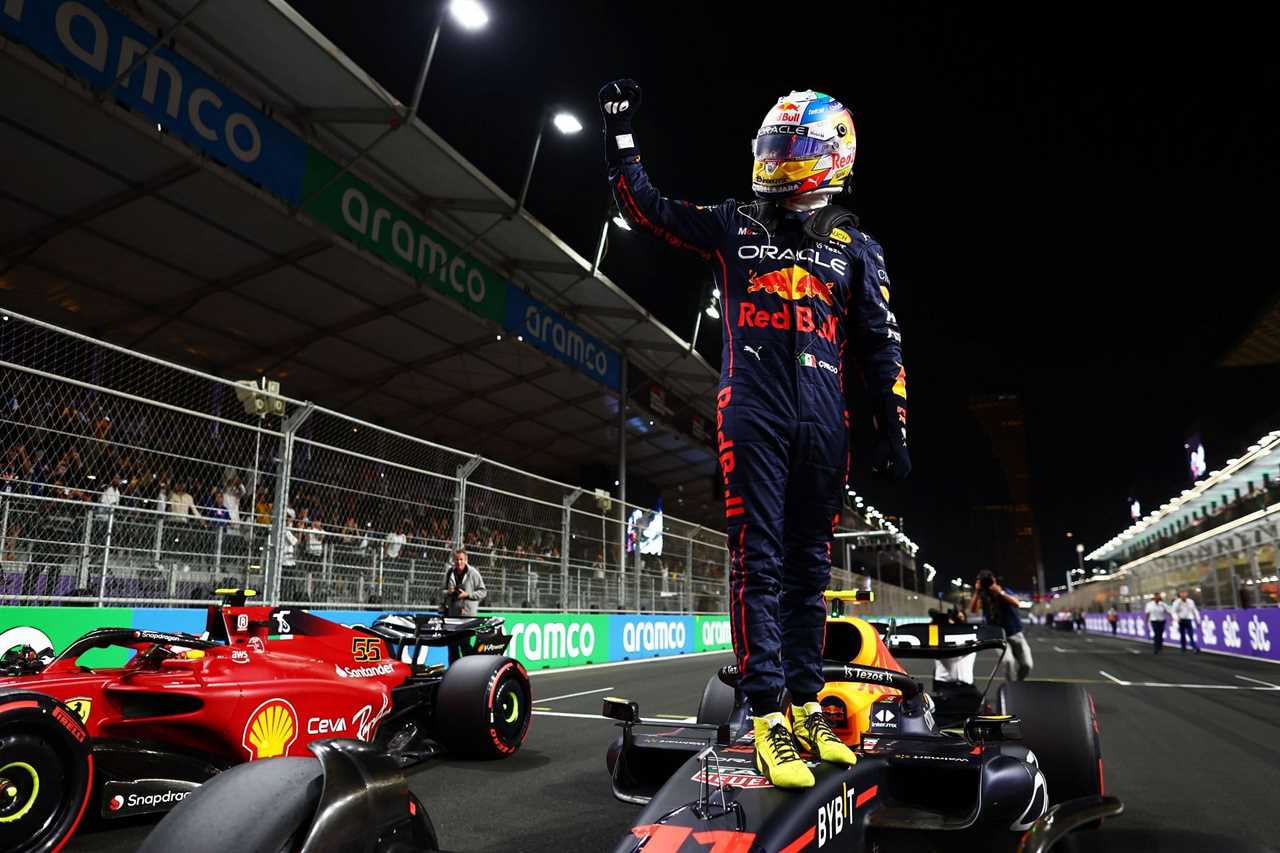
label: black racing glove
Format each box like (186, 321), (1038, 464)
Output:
(871, 396), (911, 481)
(598, 79), (642, 164)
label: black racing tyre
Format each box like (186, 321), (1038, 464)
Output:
(999, 682), (1103, 805)
(696, 671), (738, 725)
(436, 655), (531, 758)
(0, 691), (94, 853)
(138, 758), (323, 853)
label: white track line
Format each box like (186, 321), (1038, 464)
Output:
(526, 649), (732, 677)
(535, 686), (615, 703)
(532, 710), (697, 723)
(1099, 670), (1129, 686)
(1236, 675), (1280, 689)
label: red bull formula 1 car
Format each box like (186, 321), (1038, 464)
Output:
(605, 591), (1121, 852)
(0, 591), (532, 852)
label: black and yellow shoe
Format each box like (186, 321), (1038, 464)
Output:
(792, 702), (858, 766)
(752, 713), (815, 789)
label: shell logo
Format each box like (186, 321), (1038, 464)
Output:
(242, 698), (298, 760)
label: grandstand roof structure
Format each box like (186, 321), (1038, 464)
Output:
(1221, 291), (1280, 367)
(1087, 426), (1280, 564)
(0, 0), (726, 521)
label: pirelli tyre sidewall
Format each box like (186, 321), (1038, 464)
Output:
(999, 682), (1103, 806)
(0, 689), (94, 853)
(436, 655), (531, 759)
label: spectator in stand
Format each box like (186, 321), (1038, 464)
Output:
(167, 481), (201, 556)
(222, 474), (246, 541)
(1144, 592), (1173, 654)
(205, 486), (231, 540)
(304, 515), (325, 598)
(385, 520), (408, 562)
(99, 476), (122, 511)
(1106, 606), (1118, 635)
(254, 486), (273, 528)
(1171, 590), (1201, 653)
(280, 507), (301, 601)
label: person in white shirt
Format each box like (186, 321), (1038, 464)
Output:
(1170, 590), (1201, 653)
(1144, 592), (1173, 654)
(167, 482), (200, 520)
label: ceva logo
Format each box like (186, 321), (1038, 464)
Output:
(623, 620), (686, 654)
(508, 621), (596, 663)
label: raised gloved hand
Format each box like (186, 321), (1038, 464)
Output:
(598, 79), (642, 162)
(871, 396), (911, 481)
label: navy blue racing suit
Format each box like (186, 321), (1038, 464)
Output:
(609, 155), (906, 709)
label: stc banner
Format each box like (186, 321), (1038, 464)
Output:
(1086, 608), (1278, 663)
(0, 0), (307, 204)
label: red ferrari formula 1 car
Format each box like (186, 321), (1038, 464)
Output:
(0, 591), (532, 852)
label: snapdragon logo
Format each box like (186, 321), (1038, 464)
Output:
(623, 620), (686, 654)
(508, 620), (596, 663)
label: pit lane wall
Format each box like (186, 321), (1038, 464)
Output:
(1083, 609), (1279, 663)
(0, 609), (932, 672)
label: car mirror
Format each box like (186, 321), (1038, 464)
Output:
(602, 697), (639, 724)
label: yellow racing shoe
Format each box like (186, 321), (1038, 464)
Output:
(753, 713), (815, 789)
(792, 702), (858, 766)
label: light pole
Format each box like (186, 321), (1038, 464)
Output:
(515, 109), (583, 214)
(297, 0), (488, 209)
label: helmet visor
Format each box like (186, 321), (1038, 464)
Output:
(753, 129), (837, 162)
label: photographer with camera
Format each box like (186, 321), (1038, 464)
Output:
(969, 569), (1033, 681)
(442, 548), (488, 664)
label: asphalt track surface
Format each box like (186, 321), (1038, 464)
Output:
(69, 627), (1280, 853)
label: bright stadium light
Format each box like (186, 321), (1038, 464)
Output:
(449, 0), (489, 29)
(553, 112), (583, 135)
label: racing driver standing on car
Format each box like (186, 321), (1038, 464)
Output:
(600, 80), (910, 788)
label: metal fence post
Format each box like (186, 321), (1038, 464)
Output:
(97, 507), (114, 606)
(268, 403), (314, 604)
(561, 489), (583, 612)
(685, 535), (694, 614)
(453, 455), (482, 548)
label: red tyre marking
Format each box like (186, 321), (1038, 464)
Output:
(0, 700), (39, 716)
(52, 754), (93, 853)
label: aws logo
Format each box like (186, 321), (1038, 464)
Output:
(242, 698), (298, 760)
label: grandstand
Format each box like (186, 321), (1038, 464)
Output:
(1054, 428), (1280, 613)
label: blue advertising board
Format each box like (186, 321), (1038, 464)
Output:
(1, 0), (306, 204)
(608, 614), (695, 660)
(504, 286), (621, 390)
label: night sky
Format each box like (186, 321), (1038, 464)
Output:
(287, 1), (1278, 588)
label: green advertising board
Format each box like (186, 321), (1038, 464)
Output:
(300, 147), (508, 324)
(494, 611), (609, 670)
(0, 606), (134, 668)
(695, 614), (733, 652)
